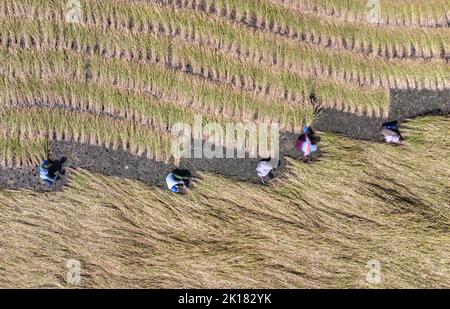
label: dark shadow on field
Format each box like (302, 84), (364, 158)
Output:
(0, 136), (303, 191)
(0, 166), (67, 191)
(312, 108), (383, 140)
(313, 89), (450, 140)
(0, 89), (448, 190)
(0, 133), (312, 190)
(389, 89), (450, 120)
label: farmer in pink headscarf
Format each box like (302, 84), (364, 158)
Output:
(295, 126), (320, 159)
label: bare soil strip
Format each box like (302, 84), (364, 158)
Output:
(0, 89), (448, 190)
(389, 89), (450, 120)
(0, 137), (299, 191)
(314, 89), (450, 140)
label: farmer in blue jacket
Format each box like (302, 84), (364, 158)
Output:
(40, 157), (67, 186)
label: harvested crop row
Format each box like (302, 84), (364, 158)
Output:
(0, 18), (391, 118)
(0, 76), (283, 163)
(151, 0), (450, 59)
(7, 0), (450, 58)
(0, 47), (313, 131)
(5, 0), (449, 90)
(1, 50), (314, 131)
(0, 106), (173, 162)
(0, 131), (48, 167)
(0, 83), (283, 165)
(269, 0), (450, 28)
(0, 74), (197, 132)
(82, 0), (450, 90)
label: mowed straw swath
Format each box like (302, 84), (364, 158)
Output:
(5, 0), (449, 91)
(268, 0), (450, 27)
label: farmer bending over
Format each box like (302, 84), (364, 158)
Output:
(166, 169), (194, 193)
(256, 158), (281, 185)
(40, 157), (67, 186)
(295, 126), (320, 159)
(381, 121), (403, 144)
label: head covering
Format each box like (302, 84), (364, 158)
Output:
(381, 121), (403, 141)
(171, 185), (180, 193)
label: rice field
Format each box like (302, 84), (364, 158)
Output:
(0, 0), (448, 289)
(272, 0), (450, 27)
(0, 116), (448, 288)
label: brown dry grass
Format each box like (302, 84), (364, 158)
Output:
(0, 116), (448, 288)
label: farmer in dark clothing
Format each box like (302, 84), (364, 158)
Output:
(40, 157), (67, 186)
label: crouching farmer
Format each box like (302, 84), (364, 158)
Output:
(39, 157), (66, 186)
(295, 126), (320, 160)
(166, 169), (195, 193)
(380, 121), (403, 144)
(256, 158), (281, 185)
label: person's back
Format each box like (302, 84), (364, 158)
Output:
(256, 160), (273, 178)
(256, 158), (281, 184)
(39, 157), (67, 186)
(166, 172), (184, 192)
(381, 128), (400, 143)
(40, 160), (55, 186)
(381, 121), (403, 144)
(296, 126), (319, 157)
(166, 169), (194, 193)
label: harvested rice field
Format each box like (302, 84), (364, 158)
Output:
(0, 0), (449, 290)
